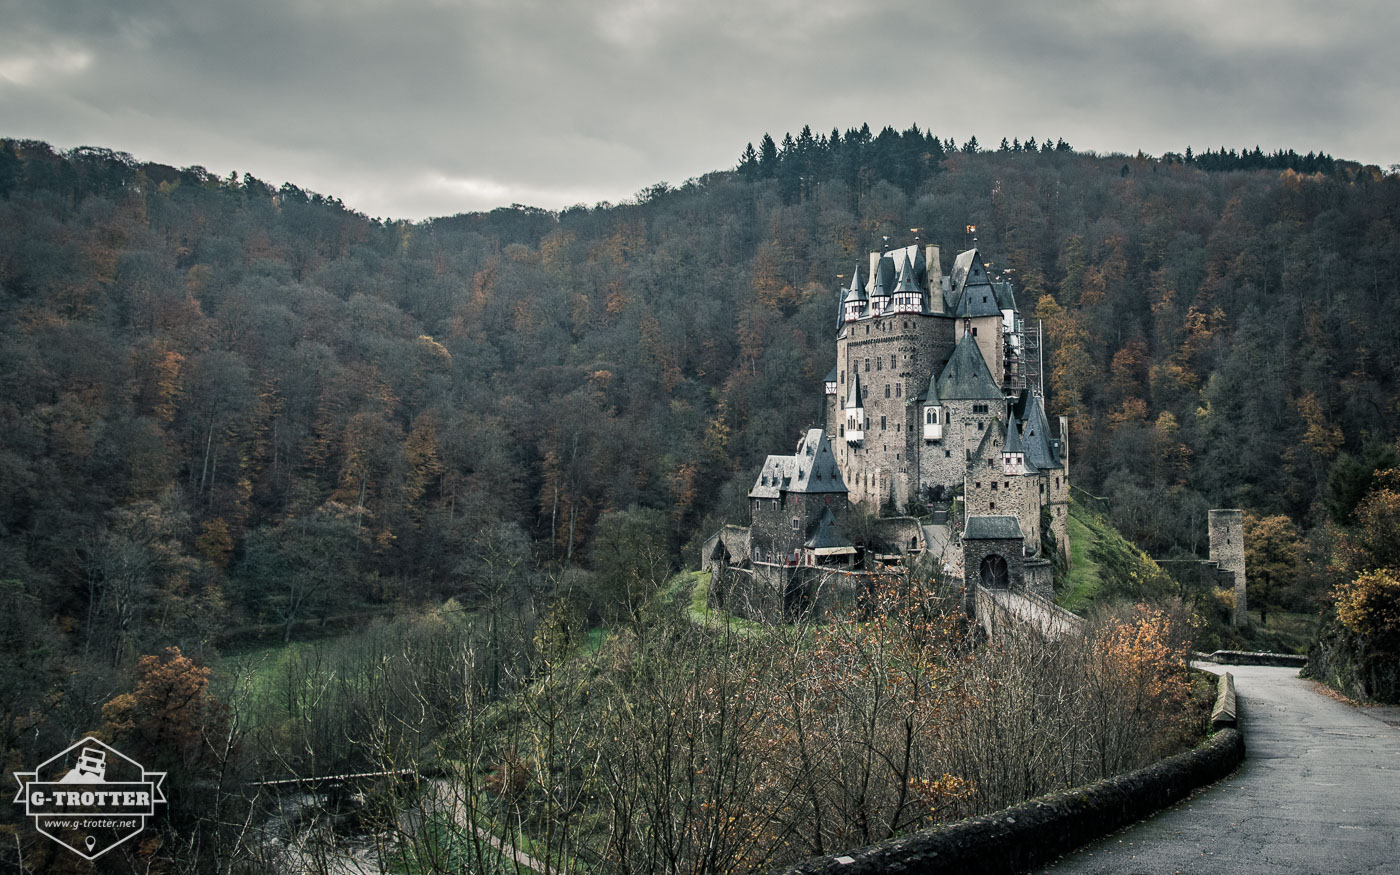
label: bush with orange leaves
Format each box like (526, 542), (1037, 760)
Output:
(1086, 605), (1197, 768)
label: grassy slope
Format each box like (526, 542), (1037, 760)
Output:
(1059, 499), (1176, 613)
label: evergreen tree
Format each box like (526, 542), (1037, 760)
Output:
(758, 133), (778, 179)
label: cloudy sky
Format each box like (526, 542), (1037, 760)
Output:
(3, 0), (1397, 220)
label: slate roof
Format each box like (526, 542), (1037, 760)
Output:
(993, 279), (1017, 312)
(842, 264), (868, 303)
(964, 515), (1025, 540)
(804, 506), (853, 550)
(845, 372), (865, 409)
(936, 333), (1003, 400)
(950, 249), (980, 300)
(894, 254), (922, 295)
(1004, 410), (1024, 455)
(824, 365), (837, 384)
(915, 369), (941, 405)
(1019, 391), (1061, 470)
(748, 429), (848, 499)
(870, 260), (892, 298)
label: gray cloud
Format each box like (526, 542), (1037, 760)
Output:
(2, 0), (1396, 220)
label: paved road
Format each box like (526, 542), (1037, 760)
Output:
(1042, 664), (1400, 874)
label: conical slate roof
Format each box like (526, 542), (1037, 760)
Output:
(842, 264), (868, 302)
(936, 332), (1002, 400)
(1020, 391), (1060, 470)
(845, 372), (865, 409)
(1004, 410), (1024, 455)
(894, 254), (921, 294)
(916, 369), (941, 405)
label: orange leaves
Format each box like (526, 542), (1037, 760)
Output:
(101, 646), (223, 756)
(1296, 391), (1343, 462)
(1334, 569), (1400, 641)
(1093, 605), (1190, 708)
(911, 773), (975, 813)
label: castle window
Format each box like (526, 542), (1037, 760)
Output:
(945, 450), (951, 457)
(840, 424), (845, 436)
(866, 326), (870, 335)
(990, 501), (996, 510)
(876, 358), (882, 371)
(895, 385), (901, 397)
(885, 385), (891, 398)
(881, 416), (887, 430)
(972, 327), (978, 336)
(992, 482), (997, 490)
(865, 358), (870, 372)
(840, 370), (844, 384)
(978, 422), (984, 431)
(890, 355), (896, 368)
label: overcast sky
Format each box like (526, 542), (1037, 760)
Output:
(3, 0), (1397, 221)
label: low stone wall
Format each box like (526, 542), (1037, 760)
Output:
(1212, 672), (1238, 729)
(775, 674), (1245, 875)
(1196, 649), (1307, 667)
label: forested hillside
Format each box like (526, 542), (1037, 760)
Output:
(2, 132), (1399, 700)
(2, 129), (1399, 868)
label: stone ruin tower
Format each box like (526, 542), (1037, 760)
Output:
(1209, 509), (1247, 627)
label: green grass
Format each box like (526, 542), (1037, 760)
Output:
(214, 638), (323, 702)
(662, 570), (770, 637)
(1059, 498), (1176, 613)
(1061, 507), (1106, 611)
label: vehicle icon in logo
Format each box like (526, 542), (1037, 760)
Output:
(12, 737), (166, 860)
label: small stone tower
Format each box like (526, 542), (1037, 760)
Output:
(1209, 509), (1247, 627)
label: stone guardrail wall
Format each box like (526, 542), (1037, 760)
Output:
(1195, 649), (1308, 667)
(775, 672), (1245, 875)
(1211, 672), (1237, 729)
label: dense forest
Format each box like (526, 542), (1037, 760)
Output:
(1, 129), (1399, 869)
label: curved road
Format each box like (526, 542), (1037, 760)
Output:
(1043, 664), (1400, 874)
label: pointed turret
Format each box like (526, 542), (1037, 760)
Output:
(869, 257), (892, 316)
(1018, 391), (1060, 470)
(920, 371), (943, 440)
(842, 264), (868, 323)
(844, 372), (865, 443)
(892, 253), (923, 314)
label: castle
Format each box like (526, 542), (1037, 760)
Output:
(704, 239), (1072, 620)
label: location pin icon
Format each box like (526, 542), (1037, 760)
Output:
(85, 836), (96, 853)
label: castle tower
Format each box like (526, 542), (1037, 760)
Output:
(1209, 509), (1247, 627)
(949, 249), (1007, 386)
(842, 265), (867, 323)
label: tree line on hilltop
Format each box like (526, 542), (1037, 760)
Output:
(0, 128), (1397, 866)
